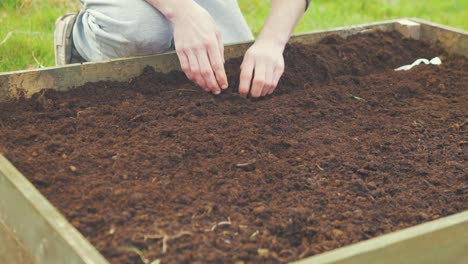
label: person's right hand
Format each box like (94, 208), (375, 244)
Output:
(168, 1), (228, 94)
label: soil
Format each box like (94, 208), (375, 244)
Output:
(0, 31), (467, 264)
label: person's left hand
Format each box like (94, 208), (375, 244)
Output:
(239, 40), (285, 98)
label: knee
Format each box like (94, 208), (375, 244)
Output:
(120, 6), (174, 56)
(77, 1), (174, 60)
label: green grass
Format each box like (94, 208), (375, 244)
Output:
(1, 0), (467, 73)
(240, 0), (468, 35)
(0, 0), (79, 72)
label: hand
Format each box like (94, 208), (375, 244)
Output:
(239, 40), (285, 98)
(170, 2), (228, 94)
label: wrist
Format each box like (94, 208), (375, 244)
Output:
(255, 33), (288, 51)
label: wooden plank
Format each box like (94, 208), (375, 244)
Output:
(395, 19), (421, 39)
(293, 211), (468, 264)
(0, 52), (182, 101)
(0, 20), (400, 102)
(0, 155), (109, 264)
(0, 218), (36, 264)
(410, 18), (468, 57)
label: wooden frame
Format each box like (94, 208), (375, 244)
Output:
(294, 211), (468, 264)
(1, 18), (466, 102)
(0, 156), (108, 264)
(0, 19), (467, 264)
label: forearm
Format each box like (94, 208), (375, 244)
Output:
(144, 0), (192, 23)
(257, 0), (306, 47)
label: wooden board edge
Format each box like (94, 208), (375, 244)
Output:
(0, 20), (402, 102)
(409, 18), (468, 57)
(293, 210), (468, 264)
(0, 155), (109, 264)
(409, 18), (468, 35)
(1, 18), (466, 102)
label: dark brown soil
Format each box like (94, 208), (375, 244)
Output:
(0, 31), (467, 264)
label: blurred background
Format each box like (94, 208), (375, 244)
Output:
(1, 0), (467, 72)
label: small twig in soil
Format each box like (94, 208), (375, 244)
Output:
(351, 94), (367, 102)
(124, 246), (149, 264)
(235, 159), (256, 172)
(460, 119), (468, 127)
(250, 230), (259, 238)
(143, 229), (192, 254)
(130, 112), (150, 122)
(76, 107), (97, 118)
(207, 220), (232, 232)
(315, 163), (324, 171)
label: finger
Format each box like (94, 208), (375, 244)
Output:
(239, 56), (254, 97)
(262, 64), (274, 97)
(186, 50), (208, 90)
(216, 30), (225, 64)
(195, 75), (209, 92)
(269, 64), (284, 95)
(177, 51), (190, 75)
(251, 62), (266, 98)
(185, 50), (199, 82)
(208, 42), (228, 90)
(177, 50), (191, 79)
(197, 50), (221, 94)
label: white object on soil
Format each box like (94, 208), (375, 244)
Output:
(395, 57), (442, 71)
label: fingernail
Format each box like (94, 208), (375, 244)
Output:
(221, 84), (228, 90)
(214, 90), (221, 95)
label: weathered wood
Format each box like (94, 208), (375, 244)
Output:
(411, 18), (468, 57)
(396, 19), (421, 39)
(0, 155), (109, 264)
(0, 218), (36, 264)
(293, 211), (468, 264)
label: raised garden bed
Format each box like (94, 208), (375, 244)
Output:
(0, 21), (467, 264)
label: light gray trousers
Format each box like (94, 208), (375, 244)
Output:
(73, 0), (254, 61)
